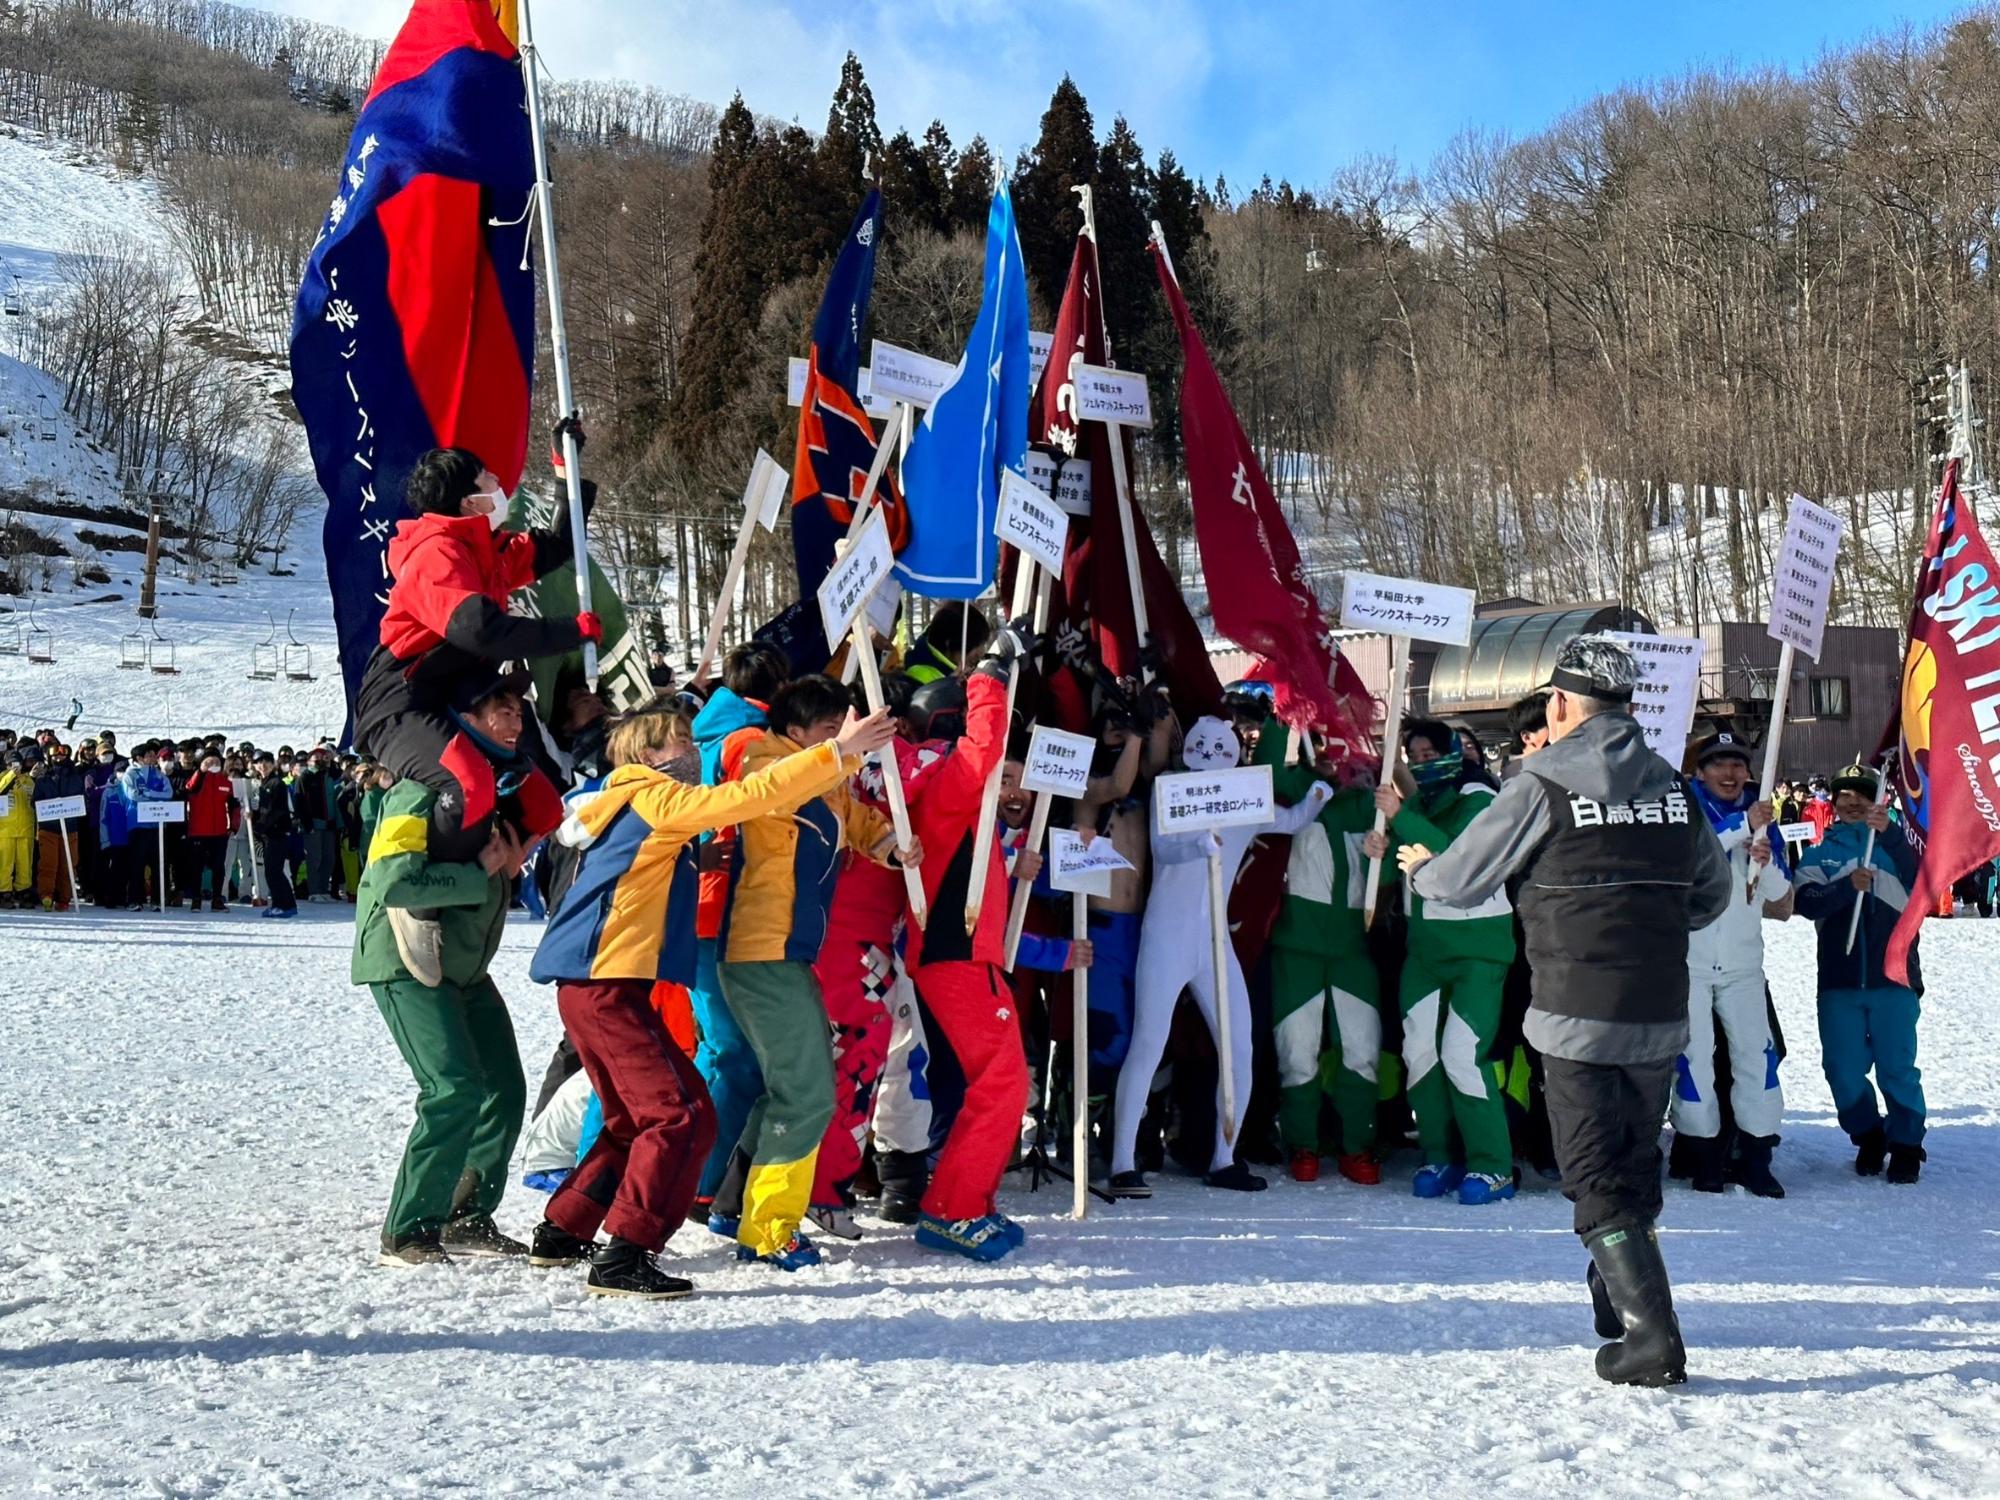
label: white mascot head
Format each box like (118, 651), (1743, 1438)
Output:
(1181, 716), (1242, 773)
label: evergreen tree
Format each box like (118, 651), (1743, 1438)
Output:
(818, 51), (883, 199)
(949, 134), (996, 234)
(879, 128), (947, 239)
(667, 95), (767, 456)
(1153, 149), (1228, 355)
(1012, 77), (1096, 307)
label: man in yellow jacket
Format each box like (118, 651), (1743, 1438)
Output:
(0, 750), (36, 907)
(710, 675), (921, 1270)
(527, 698), (899, 1299)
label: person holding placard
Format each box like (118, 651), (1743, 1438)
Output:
(1367, 719), (1518, 1204)
(121, 744), (178, 909)
(1252, 725), (1386, 1185)
(0, 749), (34, 908)
(1674, 732), (1791, 1198)
(31, 743), (86, 912)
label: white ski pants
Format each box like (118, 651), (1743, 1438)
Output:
(1673, 969), (1783, 1139)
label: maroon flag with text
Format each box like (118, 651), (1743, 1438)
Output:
(1149, 239), (1373, 760)
(1027, 229), (1220, 724)
(1883, 458), (2000, 984)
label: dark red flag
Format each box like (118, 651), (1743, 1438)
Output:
(1149, 239), (1374, 761)
(1027, 230), (1221, 724)
(1883, 458), (2000, 984)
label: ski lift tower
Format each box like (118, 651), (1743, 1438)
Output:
(1940, 361), (1987, 491)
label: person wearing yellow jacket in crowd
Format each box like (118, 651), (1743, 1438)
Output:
(526, 696), (900, 1299)
(708, 675), (923, 1271)
(0, 750), (36, 906)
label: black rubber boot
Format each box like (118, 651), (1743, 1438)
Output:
(1853, 1126), (1888, 1177)
(1585, 1223), (1687, 1387)
(1731, 1134), (1785, 1199)
(1687, 1135), (1727, 1194)
(1586, 1261), (1624, 1339)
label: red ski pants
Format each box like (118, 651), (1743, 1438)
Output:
(548, 979), (717, 1253)
(811, 932), (896, 1208)
(913, 961), (1030, 1223)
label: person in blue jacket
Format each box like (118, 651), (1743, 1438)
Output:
(1791, 762), (1925, 1184)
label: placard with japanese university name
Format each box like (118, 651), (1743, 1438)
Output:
(789, 360), (895, 421)
(136, 800), (186, 826)
(786, 356), (809, 407)
(817, 511), (894, 646)
(1339, 571), (1476, 647)
(868, 340), (956, 407)
(995, 468), (1070, 576)
(1047, 828), (1134, 896)
(35, 794), (86, 822)
(1028, 329), (1053, 386)
(1603, 631), (1704, 761)
(1768, 495), (1845, 660)
(1779, 821), (1817, 845)
(1025, 451), (1092, 517)
(1154, 765), (1275, 836)
(1073, 363), (1153, 428)
(864, 575), (902, 640)
(1021, 725), (1097, 797)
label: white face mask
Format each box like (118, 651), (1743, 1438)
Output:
(476, 489), (509, 532)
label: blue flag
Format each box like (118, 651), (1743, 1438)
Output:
(892, 180), (1030, 600)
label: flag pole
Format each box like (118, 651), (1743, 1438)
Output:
(1081, 186), (1152, 663)
(516, 0), (597, 689)
(965, 558), (1039, 935)
(1002, 568), (1059, 966)
(1845, 753), (1897, 955)
(1362, 634), (1410, 928)
(1071, 886), (1090, 1218)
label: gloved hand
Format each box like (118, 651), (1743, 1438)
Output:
(973, 614), (1042, 683)
(575, 611), (604, 646)
(1131, 681), (1171, 732)
(551, 414), (586, 475)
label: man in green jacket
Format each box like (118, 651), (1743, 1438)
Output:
(352, 672), (544, 1267)
(1369, 717), (1518, 1205)
(1255, 725), (1385, 1185)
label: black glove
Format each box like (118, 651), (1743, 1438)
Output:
(1136, 635), (1166, 678)
(553, 413), (587, 455)
(973, 614), (1043, 684)
(1131, 681), (1171, 732)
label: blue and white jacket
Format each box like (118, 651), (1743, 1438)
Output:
(1792, 817), (1922, 995)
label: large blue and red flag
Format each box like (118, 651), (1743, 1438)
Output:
(289, 0), (536, 737)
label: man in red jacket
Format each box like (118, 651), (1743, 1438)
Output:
(900, 620), (1038, 1263)
(181, 754), (238, 911)
(353, 422), (600, 861)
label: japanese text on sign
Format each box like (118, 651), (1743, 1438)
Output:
(35, 795), (86, 822)
(817, 511), (894, 645)
(869, 340), (956, 408)
(996, 469), (1070, 576)
(1028, 330), (1053, 386)
(1025, 451), (1092, 517)
(1073, 364), (1153, 429)
(1154, 766), (1276, 835)
(135, 800), (187, 826)
(1339, 571), (1475, 647)
(788, 359), (895, 420)
(1048, 828), (1135, 896)
(1021, 726), (1097, 797)
(1768, 495), (1845, 660)
(865, 575), (902, 641)
(1603, 631), (1704, 761)
(1779, 821), (1817, 845)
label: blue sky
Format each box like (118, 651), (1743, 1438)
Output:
(267, 1), (1975, 187)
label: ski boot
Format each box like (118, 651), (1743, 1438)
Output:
(737, 1233), (822, 1272)
(914, 1213), (1011, 1263)
(1456, 1171), (1516, 1206)
(1411, 1163), (1467, 1199)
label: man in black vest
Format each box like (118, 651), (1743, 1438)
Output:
(1394, 635), (1730, 1387)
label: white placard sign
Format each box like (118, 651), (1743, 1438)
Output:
(1339, 571), (1476, 647)
(36, 794), (86, 822)
(1602, 631), (1704, 761)
(864, 575), (902, 640)
(135, 800), (186, 826)
(786, 356), (809, 407)
(855, 366), (895, 420)
(996, 468), (1070, 576)
(0, 794), (9, 818)
(1073, 364), (1152, 428)
(1026, 451), (1093, 518)
(1021, 725), (1097, 797)
(868, 340), (956, 408)
(1028, 329), (1054, 385)
(1769, 495), (1845, 660)
(1779, 821), (1817, 845)
(743, 448), (788, 531)
(816, 511), (894, 646)
(1154, 765), (1276, 836)
(1047, 828), (1134, 897)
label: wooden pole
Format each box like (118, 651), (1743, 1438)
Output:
(691, 498), (761, 687)
(839, 404), (910, 687)
(1362, 634), (1410, 927)
(517, 0), (598, 687)
(964, 560), (1039, 934)
(849, 614), (928, 929)
(1206, 843), (1236, 1144)
(57, 817), (80, 912)
(1002, 571), (1060, 967)
(1071, 888), (1090, 1219)
(1752, 642), (1797, 899)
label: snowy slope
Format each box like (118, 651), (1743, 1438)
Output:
(0, 914), (1996, 1497)
(0, 125), (172, 310)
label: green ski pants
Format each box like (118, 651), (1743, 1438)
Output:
(1271, 946), (1381, 1155)
(1399, 954), (1512, 1178)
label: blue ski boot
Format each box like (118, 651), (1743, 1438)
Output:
(1412, 1163), (1467, 1199)
(706, 1211), (739, 1240)
(1457, 1171), (1517, 1205)
(735, 1232), (822, 1272)
(914, 1213), (1012, 1262)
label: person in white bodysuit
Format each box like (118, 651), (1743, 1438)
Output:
(1108, 717), (1330, 1194)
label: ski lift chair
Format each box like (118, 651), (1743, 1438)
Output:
(282, 609), (314, 682)
(247, 611), (278, 681)
(118, 631), (146, 670)
(36, 398), (55, 442)
(0, 613), (20, 655)
(24, 607), (53, 665)
(147, 617), (178, 676)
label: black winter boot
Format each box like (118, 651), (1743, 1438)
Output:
(1586, 1261), (1624, 1339)
(1687, 1135), (1727, 1194)
(586, 1237), (692, 1300)
(1853, 1126), (1888, 1177)
(1665, 1132), (1696, 1182)
(1585, 1223), (1687, 1387)
(528, 1219), (593, 1267)
(1731, 1134), (1785, 1199)
(1885, 1143), (1926, 1185)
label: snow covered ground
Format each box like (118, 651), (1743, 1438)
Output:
(1, 913), (1996, 1497)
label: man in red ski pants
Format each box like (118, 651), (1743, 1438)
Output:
(901, 623), (1036, 1262)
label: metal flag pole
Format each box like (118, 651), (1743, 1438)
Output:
(1845, 754), (1897, 956)
(516, 0), (597, 688)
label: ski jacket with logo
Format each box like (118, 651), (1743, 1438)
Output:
(1684, 779), (1790, 977)
(1793, 818), (1923, 995)
(903, 672), (1011, 971)
(351, 779), (510, 988)
(1390, 779), (1516, 966)
(182, 770), (237, 839)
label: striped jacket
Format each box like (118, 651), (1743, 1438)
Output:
(350, 779), (510, 988)
(529, 742), (856, 986)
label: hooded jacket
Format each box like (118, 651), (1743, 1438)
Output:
(1793, 816), (1923, 995)
(691, 687), (768, 938)
(529, 742), (857, 986)
(904, 672), (1011, 971)
(1684, 778), (1791, 976)
(1408, 710), (1732, 1063)
(721, 730), (894, 965)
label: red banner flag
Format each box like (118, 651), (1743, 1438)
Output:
(1148, 239), (1374, 761)
(1884, 458), (2000, 983)
(1028, 230), (1220, 724)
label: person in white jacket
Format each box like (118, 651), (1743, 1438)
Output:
(1675, 732), (1791, 1197)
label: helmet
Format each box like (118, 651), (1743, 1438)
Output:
(909, 676), (968, 741)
